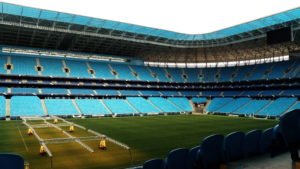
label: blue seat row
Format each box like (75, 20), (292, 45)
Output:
(2, 54), (299, 83)
(137, 128), (276, 169)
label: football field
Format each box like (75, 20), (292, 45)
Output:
(0, 115), (277, 169)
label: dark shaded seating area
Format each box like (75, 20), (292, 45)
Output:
(133, 123), (291, 169)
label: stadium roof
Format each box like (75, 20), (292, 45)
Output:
(0, 2), (300, 63)
(1, 2), (300, 42)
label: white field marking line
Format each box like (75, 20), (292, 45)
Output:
(17, 126), (29, 152)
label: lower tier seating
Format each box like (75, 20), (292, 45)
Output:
(207, 97), (298, 117)
(148, 97), (183, 113)
(44, 99), (79, 116)
(103, 99), (138, 115)
(10, 96), (44, 116)
(3, 96), (299, 118)
(127, 97), (161, 114)
(75, 99), (110, 115)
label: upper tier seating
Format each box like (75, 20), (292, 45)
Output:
(1, 54), (299, 83)
(10, 56), (38, 75)
(41, 88), (68, 94)
(181, 91), (200, 97)
(166, 68), (185, 82)
(256, 98), (297, 117)
(241, 90), (261, 97)
(206, 98), (234, 113)
(168, 97), (193, 112)
(45, 99), (79, 115)
(260, 90), (282, 97)
(233, 66), (254, 81)
(184, 68), (200, 83)
(148, 67), (170, 82)
(88, 62), (116, 79)
(148, 97), (182, 113)
(39, 58), (66, 77)
(75, 99), (110, 115)
(219, 67), (236, 82)
(281, 89), (300, 97)
(130, 65), (156, 81)
(69, 89), (94, 95)
(119, 90), (141, 96)
(95, 89), (119, 96)
(140, 90), (161, 96)
(110, 64), (137, 81)
(202, 68), (218, 83)
(11, 87), (38, 94)
(201, 91), (221, 97)
(10, 96), (44, 116)
(247, 64), (269, 81)
(160, 91), (180, 96)
(103, 99), (138, 115)
(286, 60), (300, 78)
(222, 91), (242, 97)
(65, 60), (92, 78)
(127, 97), (161, 114)
(267, 61), (293, 79)
(0, 87), (7, 94)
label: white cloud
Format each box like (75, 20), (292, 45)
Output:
(2, 0), (300, 34)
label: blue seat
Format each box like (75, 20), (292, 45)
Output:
(244, 130), (262, 157)
(187, 146), (201, 169)
(197, 134), (224, 169)
(143, 158), (165, 169)
(271, 124), (287, 157)
(223, 131), (245, 162)
(166, 148), (189, 169)
(280, 109), (300, 161)
(0, 153), (24, 169)
(260, 128), (273, 154)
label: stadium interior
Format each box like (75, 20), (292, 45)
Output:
(0, 2), (299, 169)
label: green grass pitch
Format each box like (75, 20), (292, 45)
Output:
(0, 115), (277, 169)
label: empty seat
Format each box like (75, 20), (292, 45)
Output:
(143, 158), (165, 169)
(197, 134), (224, 169)
(0, 154), (24, 169)
(260, 128), (274, 154)
(280, 109), (300, 162)
(166, 148), (189, 169)
(187, 146), (201, 169)
(244, 130), (262, 157)
(224, 131), (245, 162)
